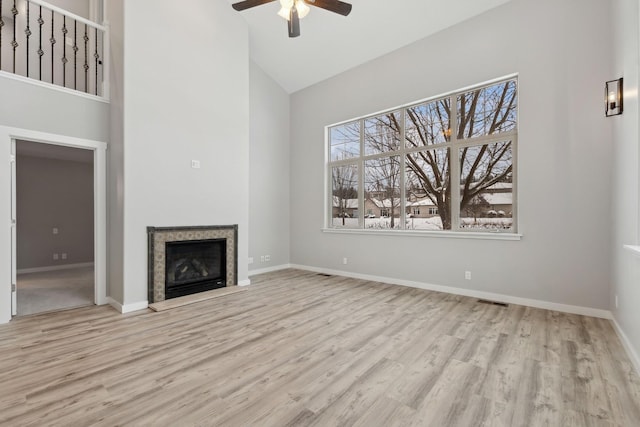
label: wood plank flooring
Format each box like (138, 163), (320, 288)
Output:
(1, 268), (639, 426)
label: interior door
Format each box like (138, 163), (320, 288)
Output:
(10, 139), (16, 316)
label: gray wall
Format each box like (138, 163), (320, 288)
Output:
(611, 0), (640, 364)
(45, 0), (91, 19)
(249, 61), (290, 272)
(0, 77), (109, 142)
(16, 154), (94, 269)
(289, 0), (613, 310)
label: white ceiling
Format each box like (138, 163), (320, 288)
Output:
(226, 0), (512, 93)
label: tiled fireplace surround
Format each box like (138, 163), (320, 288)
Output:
(147, 225), (238, 303)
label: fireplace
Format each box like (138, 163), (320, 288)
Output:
(165, 239), (226, 299)
(148, 225), (238, 303)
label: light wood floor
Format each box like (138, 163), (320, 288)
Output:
(1, 269), (639, 426)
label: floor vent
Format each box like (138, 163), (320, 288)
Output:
(477, 299), (509, 307)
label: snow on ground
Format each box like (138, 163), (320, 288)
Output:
(332, 217), (513, 231)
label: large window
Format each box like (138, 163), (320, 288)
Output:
(328, 77), (517, 233)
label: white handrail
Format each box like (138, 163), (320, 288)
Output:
(27, 0), (107, 32)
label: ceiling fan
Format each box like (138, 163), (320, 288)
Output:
(232, 0), (352, 38)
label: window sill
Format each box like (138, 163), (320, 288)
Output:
(322, 228), (522, 241)
(624, 245), (640, 257)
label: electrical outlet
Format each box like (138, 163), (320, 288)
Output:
(61, 253), (67, 260)
(260, 256), (265, 263)
(248, 257), (254, 265)
(615, 294), (619, 309)
(191, 160), (201, 169)
(465, 271), (471, 280)
(53, 253), (59, 260)
(343, 257), (348, 265)
(265, 255), (271, 262)
(52, 227), (59, 235)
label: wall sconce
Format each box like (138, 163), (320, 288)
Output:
(605, 78), (623, 117)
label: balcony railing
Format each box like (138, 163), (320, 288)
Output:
(0, 0), (107, 98)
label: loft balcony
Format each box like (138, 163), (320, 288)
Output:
(0, 0), (107, 100)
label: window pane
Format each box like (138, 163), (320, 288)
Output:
(332, 164), (359, 228)
(405, 148), (451, 230)
(330, 121), (360, 161)
(459, 141), (513, 231)
(364, 156), (401, 229)
(457, 80), (517, 139)
(364, 111), (401, 155)
(405, 98), (451, 148)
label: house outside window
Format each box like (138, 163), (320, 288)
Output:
(328, 77), (517, 233)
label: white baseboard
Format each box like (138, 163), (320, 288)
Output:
(107, 297), (148, 314)
(289, 264), (612, 320)
(17, 262), (94, 275)
(248, 264), (292, 277)
(611, 316), (640, 375)
(238, 279), (251, 287)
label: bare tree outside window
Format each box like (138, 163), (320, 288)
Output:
(330, 122), (360, 161)
(365, 156), (401, 228)
(332, 164), (358, 228)
(363, 112), (401, 228)
(327, 77), (517, 233)
(405, 148), (451, 229)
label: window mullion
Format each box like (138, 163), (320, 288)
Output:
(400, 108), (407, 230)
(327, 163), (332, 228)
(450, 94), (461, 231)
(359, 118), (365, 229)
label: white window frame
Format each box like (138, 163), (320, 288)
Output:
(325, 75), (521, 240)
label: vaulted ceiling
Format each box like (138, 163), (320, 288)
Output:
(226, 0), (512, 93)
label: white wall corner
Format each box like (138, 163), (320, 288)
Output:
(107, 297), (148, 314)
(611, 316), (640, 376)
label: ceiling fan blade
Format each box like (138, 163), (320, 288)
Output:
(288, 7), (301, 38)
(232, 0), (276, 12)
(306, 0), (352, 16)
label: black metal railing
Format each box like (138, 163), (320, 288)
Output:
(0, 0), (106, 97)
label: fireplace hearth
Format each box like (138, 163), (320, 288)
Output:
(148, 225), (238, 303)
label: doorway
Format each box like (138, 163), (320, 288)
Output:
(15, 140), (95, 316)
(0, 126), (107, 322)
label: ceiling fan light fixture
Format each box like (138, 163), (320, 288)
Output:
(278, 0), (309, 21)
(277, 6), (291, 20)
(296, 0), (310, 19)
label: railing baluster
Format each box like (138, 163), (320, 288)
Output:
(73, 20), (77, 90)
(49, 10), (55, 83)
(62, 15), (67, 87)
(25, 1), (31, 78)
(83, 23), (88, 93)
(94, 27), (99, 95)
(37, 5), (43, 80)
(11, 0), (18, 74)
